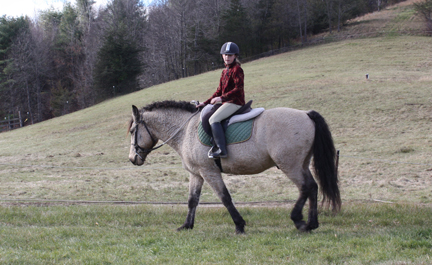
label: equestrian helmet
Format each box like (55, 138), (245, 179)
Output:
(220, 42), (239, 55)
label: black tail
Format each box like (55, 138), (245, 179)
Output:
(307, 110), (341, 212)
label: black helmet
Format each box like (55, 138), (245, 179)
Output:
(220, 42), (239, 55)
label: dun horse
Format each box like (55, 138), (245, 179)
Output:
(128, 100), (340, 234)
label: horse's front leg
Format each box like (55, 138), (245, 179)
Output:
(177, 173), (204, 231)
(206, 173), (246, 234)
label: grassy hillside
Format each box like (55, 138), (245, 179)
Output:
(0, 33), (430, 205)
(0, 0), (431, 205)
(317, 0), (427, 39)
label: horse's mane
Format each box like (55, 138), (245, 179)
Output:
(142, 100), (197, 113)
(128, 100), (197, 135)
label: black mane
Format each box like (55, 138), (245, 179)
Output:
(142, 100), (197, 113)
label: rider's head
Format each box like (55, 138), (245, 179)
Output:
(220, 42), (240, 66)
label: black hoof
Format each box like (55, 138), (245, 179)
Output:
(177, 224), (193, 231)
(306, 221), (319, 231)
(294, 220), (307, 232)
(235, 221), (246, 234)
(298, 225), (309, 232)
(235, 226), (245, 234)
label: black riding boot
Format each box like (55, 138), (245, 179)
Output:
(208, 122), (227, 159)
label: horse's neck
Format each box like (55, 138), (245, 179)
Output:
(146, 110), (191, 150)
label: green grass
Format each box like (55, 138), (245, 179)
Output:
(0, 203), (431, 264)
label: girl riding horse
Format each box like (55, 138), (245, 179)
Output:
(196, 42), (245, 159)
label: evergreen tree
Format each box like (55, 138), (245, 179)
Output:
(0, 16), (31, 119)
(254, 0), (277, 52)
(220, 0), (253, 57)
(93, 0), (146, 101)
(93, 32), (142, 99)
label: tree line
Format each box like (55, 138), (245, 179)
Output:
(0, 0), (406, 124)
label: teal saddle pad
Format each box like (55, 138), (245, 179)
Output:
(198, 119), (255, 147)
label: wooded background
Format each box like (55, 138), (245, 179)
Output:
(0, 0), (428, 125)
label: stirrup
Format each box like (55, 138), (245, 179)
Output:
(208, 147), (227, 159)
(208, 146), (218, 159)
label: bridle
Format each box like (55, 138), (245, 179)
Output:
(131, 109), (200, 161)
(132, 119), (159, 161)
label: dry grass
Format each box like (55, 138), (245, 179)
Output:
(321, 0), (428, 38)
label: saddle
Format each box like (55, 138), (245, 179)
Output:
(199, 100), (265, 144)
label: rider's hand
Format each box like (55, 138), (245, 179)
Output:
(210, 97), (222, 104)
(196, 102), (205, 108)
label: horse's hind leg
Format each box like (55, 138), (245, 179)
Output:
(304, 168), (319, 231)
(290, 182), (308, 231)
(177, 173), (204, 231)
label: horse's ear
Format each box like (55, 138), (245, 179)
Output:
(132, 105), (140, 122)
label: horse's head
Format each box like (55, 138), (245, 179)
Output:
(128, 105), (158, 166)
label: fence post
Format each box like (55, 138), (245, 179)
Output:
(19, 111), (22, 127)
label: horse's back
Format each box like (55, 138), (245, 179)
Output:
(219, 107), (315, 174)
(254, 107), (315, 162)
(256, 107), (315, 141)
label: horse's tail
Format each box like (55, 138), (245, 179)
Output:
(307, 110), (341, 212)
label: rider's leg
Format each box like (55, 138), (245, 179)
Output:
(208, 103), (241, 158)
(209, 122), (227, 158)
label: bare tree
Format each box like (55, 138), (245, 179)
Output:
(29, 23), (52, 121)
(8, 24), (47, 123)
(73, 0), (99, 108)
(323, 0), (334, 33)
(296, 0), (304, 43)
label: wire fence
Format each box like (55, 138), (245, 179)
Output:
(0, 198), (298, 206)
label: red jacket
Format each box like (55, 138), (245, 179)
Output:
(204, 62), (245, 106)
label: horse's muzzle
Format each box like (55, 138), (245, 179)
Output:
(130, 152), (146, 166)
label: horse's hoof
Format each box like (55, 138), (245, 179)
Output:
(298, 224), (309, 233)
(306, 222), (319, 231)
(298, 223), (318, 233)
(235, 229), (245, 234)
(294, 220), (307, 232)
(235, 225), (246, 234)
(177, 224), (193, 231)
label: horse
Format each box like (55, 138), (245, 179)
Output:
(128, 100), (340, 234)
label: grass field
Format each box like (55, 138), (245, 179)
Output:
(0, 0), (431, 263)
(1, 203), (431, 264)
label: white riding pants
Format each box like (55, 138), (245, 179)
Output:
(209, 103), (242, 125)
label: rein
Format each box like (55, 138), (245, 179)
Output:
(133, 109), (200, 160)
